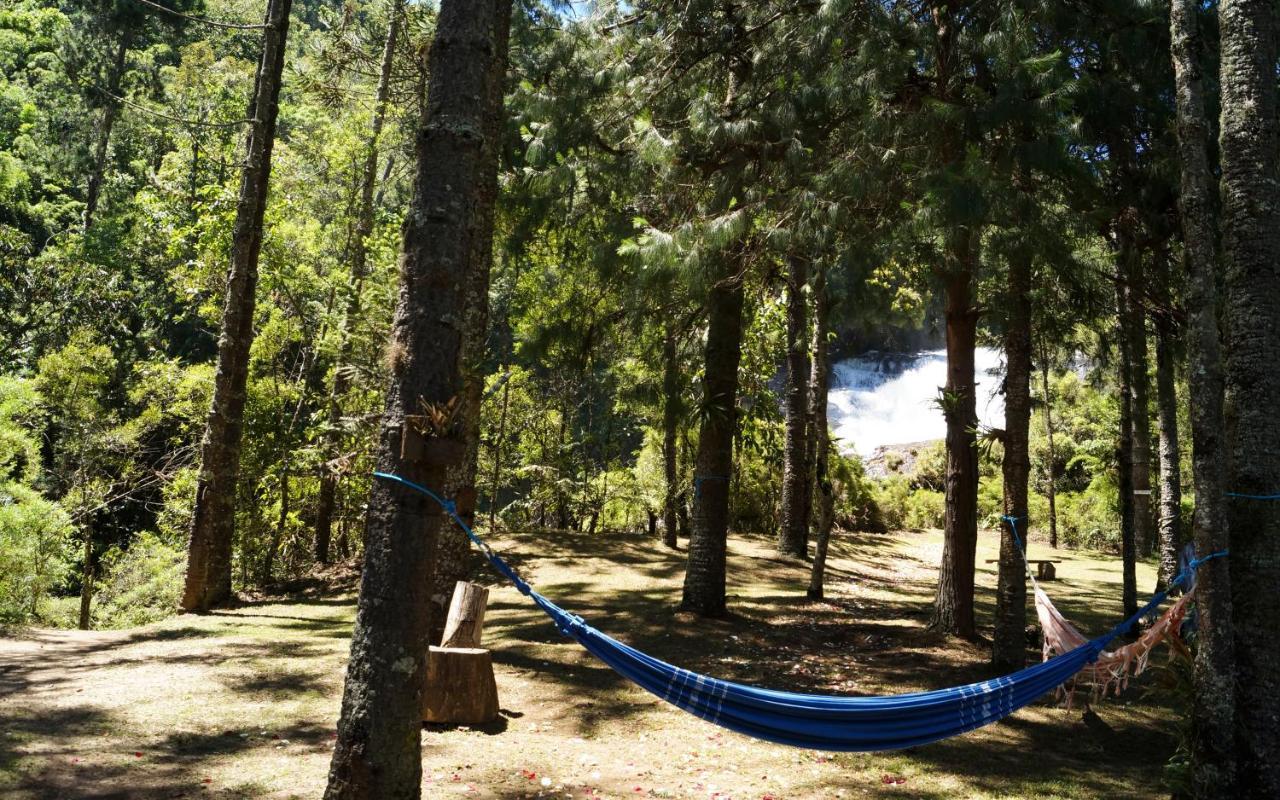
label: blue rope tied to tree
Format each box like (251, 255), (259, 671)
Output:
(372, 471), (533, 597)
(369, 471), (1231, 751)
(1226, 491), (1280, 500)
(693, 474), (730, 498)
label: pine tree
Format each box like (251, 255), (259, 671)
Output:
(1219, 0), (1280, 793)
(181, 0), (294, 612)
(324, 0), (512, 795)
(1169, 0), (1234, 790)
(777, 254), (811, 558)
(314, 0), (405, 566)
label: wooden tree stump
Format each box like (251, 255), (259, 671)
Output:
(440, 581), (488, 648)
(422, 581), (499, 724)
(422, 646), (499, 724)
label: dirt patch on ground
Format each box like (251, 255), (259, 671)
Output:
(0, 529), (1174, 799)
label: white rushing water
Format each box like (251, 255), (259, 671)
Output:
(828, 347), (1005, 457)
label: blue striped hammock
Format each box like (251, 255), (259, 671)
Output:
(376, 472), (1212, 752)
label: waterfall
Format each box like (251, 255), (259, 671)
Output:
(828, 348), (1005, 457)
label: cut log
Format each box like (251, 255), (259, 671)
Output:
(440, 581), (488, 648)
(422, 646), (499, 724)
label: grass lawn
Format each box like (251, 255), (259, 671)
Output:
(0, 527), (1177, 799)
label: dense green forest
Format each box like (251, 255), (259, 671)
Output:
(2, 0), (1279, 798)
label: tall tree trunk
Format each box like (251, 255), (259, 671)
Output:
(994, 248), (1032, 671)
(83, 32), (130, 231)
(1115, 268), (1139, 620)
(315, 0), (404, 565)
(1220, 1), (1280, 793)
(680, 259), (746, 617)
(1171, 0), (1234, 791)
(806, 266), (834, 600)
(77, 531), (93, 630)
(662, 323), (681, 549)
(1040, 348), (1059, 548)
(931, 257), (980, 638)
(429, 0), (512, 622)
(486, 374), (511, 531)
(1153, 306), (1183, 592)
(181, 0), (294, 613)
(778, 255), (811, 558)
(1127, 275), (1156, 557)
(324, 2), (511, 797)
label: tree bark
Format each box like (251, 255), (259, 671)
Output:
(778, 254), (811, 558)
(429, 0), (513, 622)
(1115, 268), (1139, 621)
(77, 531), (93, 630)
(323, 1), (511, 797)
(1153, 307), (1182, 592)
(83, 32), (130, 231)
(486, 374), (511, 531)
(806, 265), (834, 600)
(1220, 1), (1280, 793)
(994, 248), (1032, 671)
(931, 258), (980, 638)
(680, 258), (746, 617)
(315, 0), (404, 565)
(181, 0), (294, 613)
(662, 323), (681, 549)
(1040, 349), (1059, 548)
(1127, 271), (1156, 558)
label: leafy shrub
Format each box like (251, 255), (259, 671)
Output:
(1056, 473), (1121, 550)
(870, 476), (911, 530)
(92, 532), (184, 628)
(0, 482), (75, 623)
(829, 449), (884, 532)
(903, 489), (944, 530)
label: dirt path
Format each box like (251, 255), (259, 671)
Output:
(1, 530), (1174, 799)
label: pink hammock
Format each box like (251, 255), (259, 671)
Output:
(1034, 583), (1193, 706)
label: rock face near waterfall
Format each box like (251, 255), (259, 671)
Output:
(863, 440), (942, 479)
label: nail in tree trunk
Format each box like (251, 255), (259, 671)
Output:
(1040, 348), (1059, 548)
(83, 32), (130, 231)
(778, 255), (811, 558)
(680, 260), (745, 617)
(429, 0), (512, 621)
(1114, 268), (1139, 620)
(994, 247), (1032, 671)
(1220, 1), (1280, 793)
(931, 255), (980, 639)
(1153, 305), (1182, 593)
(315, 0), (404, 566)
(181, 0), (293, 613)
(662, 323), (681, 549)
(806, 266), (834, 600)
(323, 1), (511, 796)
